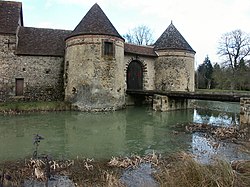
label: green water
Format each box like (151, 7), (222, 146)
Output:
(0, 101), (243, 161)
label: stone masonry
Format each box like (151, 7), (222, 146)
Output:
(0, 1), (196, 111)
(0, 34), (64, 101)
(240, 97), (250, 128)
(153, 94), (189, 112)
(64, 35), (125, 111)
(154, 50), (195, 92)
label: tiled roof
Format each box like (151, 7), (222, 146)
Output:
(69, 3), (123, 40)
(0, 1), (23, 34)
(154, 22), (195, 53)
(124, 43), (157, 57)
(16, 27), (71, 56)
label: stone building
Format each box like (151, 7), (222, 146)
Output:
(0, 1), (195, 111)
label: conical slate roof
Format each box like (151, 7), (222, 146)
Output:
(69, 3), (123, 40)
(154, 22), (195, 53)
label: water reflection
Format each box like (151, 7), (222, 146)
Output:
(64, 111), (126, 158)
(193, 100), (240, 126)
(0, 101), (248, 162)
(192, 133), (250, 163)
(0, 107), (193, 161)
(0, 113), (68, 160)
(191, 101), (249, 162)
(193, 109), (239, 126)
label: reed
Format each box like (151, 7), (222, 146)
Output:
(0, 152), (249, 186)
(155, 152), (250, 187)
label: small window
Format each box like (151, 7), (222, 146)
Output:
(104, 41), (114, 56)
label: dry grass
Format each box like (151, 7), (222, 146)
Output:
(155, 152), (250, 187)
(0, 160), (28, 186)
(0, 157), (124, 187)
(0, 153), (249, 187)
(66, 158), (124, 187)
(185, 123), (249, 141)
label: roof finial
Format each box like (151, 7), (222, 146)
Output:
(171, 20), (173, 24)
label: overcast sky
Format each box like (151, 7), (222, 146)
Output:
(12, 0), (250, 66)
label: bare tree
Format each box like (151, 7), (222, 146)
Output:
(123, 25), (154, 45)
(217, 29), (250, 89)
(123, 30), (134, 44)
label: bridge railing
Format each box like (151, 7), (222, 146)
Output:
(126, 89), (250, 102)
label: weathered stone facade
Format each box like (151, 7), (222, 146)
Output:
(0, 34), (64, 101)
(153, 94), (189, 112)
(64, 35), (125, 111)
(154, 50), (195, 92)
(0, 1), (196, 111)
(240, 97), (250, 128)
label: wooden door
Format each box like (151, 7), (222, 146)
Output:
(127, 61), (143, 90)
(16, 78), (24, 96)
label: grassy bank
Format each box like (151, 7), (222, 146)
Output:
(196, 89), (250, 94)
(0, 152), (249, 187)
(0, 101), (72, 114)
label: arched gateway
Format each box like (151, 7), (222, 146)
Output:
(127, 60), (143, 90)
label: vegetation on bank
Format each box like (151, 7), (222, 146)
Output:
(195, 89), (250, 94)
(196, 56), (250, 91)
(155, 152), (250, 187)
(0, 152), (250, 187)
(0, 97), (249, 186)
(0, 101), (72, 114)
(0, 123), (249, 186)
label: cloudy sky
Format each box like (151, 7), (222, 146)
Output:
(12, 0), (250, 66)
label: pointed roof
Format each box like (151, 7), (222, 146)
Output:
(154, 22), (195, 53)
(68, 3), (123, 40)
(0, 1), (23, 34)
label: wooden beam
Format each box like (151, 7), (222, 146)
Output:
(126, 89), (250, 102)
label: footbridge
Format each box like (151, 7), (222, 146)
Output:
(126, 89), (250, 127)
(126, 89), (250, 102)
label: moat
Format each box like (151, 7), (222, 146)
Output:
(0, 100), (249, 162)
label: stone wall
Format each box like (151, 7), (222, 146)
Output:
(64, 35), (125, 111)
(240, 97), (250, 128)
(0, 34), (65, 101)
(153, 94), (189, 111)
(154, 50), (195, 92)
(1, 34), (195, 106)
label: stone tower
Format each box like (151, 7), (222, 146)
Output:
(154, 22), (196, 92)
(64, 4), (125, 111)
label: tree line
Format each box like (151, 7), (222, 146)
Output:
(196, 29), (250, 91)
(196, 56), (250, 90)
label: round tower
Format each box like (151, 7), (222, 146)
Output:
(154, 22), (196, 92)
(64, 4), (125, 111)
